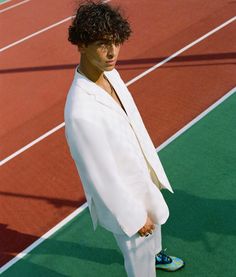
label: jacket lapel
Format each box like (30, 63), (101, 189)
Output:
(104, 72), (132, 118)
(73, 68), (132, 124)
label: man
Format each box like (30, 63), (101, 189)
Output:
(64, 1), (184, 276)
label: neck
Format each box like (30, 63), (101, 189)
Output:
(79, 54), (105, 84)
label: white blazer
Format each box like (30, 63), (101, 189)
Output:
(64, 67), (174, 237)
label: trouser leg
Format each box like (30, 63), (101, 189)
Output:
(114, 225), (162, 277)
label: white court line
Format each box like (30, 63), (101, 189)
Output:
(1, 87), (235, 274)
(0, 0), (13, 5)
(126, 16), (236, 86)
(0, 0), (30, 13)
(0, 123), (65, 166)
(0, 16), (74, 52)
(0, 16), (235, 166)
(0, 203), (88, 273)
(157, 87), (235, 152)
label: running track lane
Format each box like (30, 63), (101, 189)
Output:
(0, 0), (235, 266)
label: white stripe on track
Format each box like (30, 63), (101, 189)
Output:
(0, 203), (88, 274)
(0, 16), (235, 166)
(0, 0), (13, 6)
(126, 16), (236, 86)
(1, 86), (235, 273)
(157, 87), (236, 152)
(0, 0), (30, 13)
(0, 16), (74, 52)
(0, 123), (65, 166)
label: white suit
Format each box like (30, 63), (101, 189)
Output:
(64, 67), (174, 276)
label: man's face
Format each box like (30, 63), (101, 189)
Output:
(80, 40), (121, 72)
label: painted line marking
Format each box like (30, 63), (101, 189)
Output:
(157, 87), (236, 152)
(0, 16), (74, 52)
(1, 86), (235, 273)
(0, 203), (88, 273)
(0, 0), (30, 13)
(0, 16), (236, 166)
(0, 0), (13, 5)
(0, 123), (65, 166)
(126, 16), (236, 86)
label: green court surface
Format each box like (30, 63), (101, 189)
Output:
(2, 92), (236, 276)
(0, 0), (9, 4)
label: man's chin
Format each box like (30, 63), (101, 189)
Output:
(104, 65), (116, 71)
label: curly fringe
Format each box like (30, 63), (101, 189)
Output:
(68, 0), (132, 46)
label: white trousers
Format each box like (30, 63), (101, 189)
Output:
(114, 225), (162, 277)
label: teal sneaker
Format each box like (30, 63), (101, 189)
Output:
(155, 249), (185, 272)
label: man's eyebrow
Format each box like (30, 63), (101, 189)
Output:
(96, 36), (115, 43)
(93, 40), (105, 45)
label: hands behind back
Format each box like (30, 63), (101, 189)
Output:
(138, 215), (155, 237)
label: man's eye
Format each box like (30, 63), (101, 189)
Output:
(98, 44), (109, 50)
(96, 42), (106, 47)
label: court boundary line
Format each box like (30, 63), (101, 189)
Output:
(0, 203), (88, 273)
(0, 123), (65, 166)
(0, 16), (74, 52)
(0, 16), (235, 166)
(126, 16), (236, 86)
(157, 87), (235, 151)
(1, 86), (235, 273)
(0, 0), (30, 14)
(0, 0), (13, 6)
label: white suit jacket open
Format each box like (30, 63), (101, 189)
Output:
(64, 67), (174, 238)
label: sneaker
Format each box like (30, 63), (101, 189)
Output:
(155, 249), (185, 272)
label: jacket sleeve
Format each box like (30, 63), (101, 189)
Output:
(66, 116), (147, 237)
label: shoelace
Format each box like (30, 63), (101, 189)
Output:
(156, 249), (172, 264)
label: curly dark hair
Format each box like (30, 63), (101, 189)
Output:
(68, 0), (132, 46)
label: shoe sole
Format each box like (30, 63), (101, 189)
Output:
(156, 262), (185, 272)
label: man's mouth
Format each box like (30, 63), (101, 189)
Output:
(106, 59), (116, 65)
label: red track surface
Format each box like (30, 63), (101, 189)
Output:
(0, 0), (235, 266)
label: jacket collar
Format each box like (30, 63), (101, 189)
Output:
(73, 66), (132, 124)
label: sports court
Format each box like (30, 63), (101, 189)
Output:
(0, 0), (235, 276)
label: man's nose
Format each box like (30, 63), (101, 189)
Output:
(107, 44), (116, 59)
